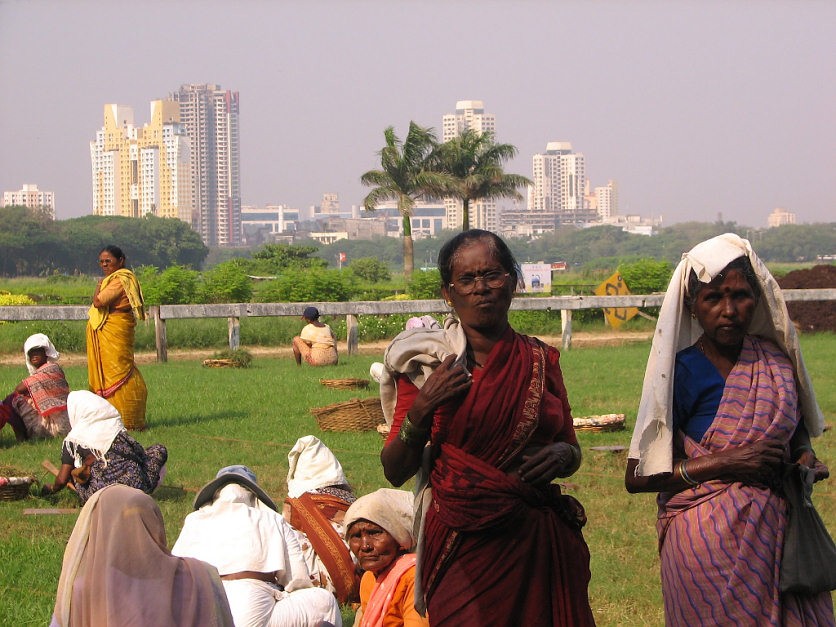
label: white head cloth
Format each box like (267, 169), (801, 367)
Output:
(172, 483), (312, 591)
(23, 333), (60, 375)
(286, 435), (348, 499)
(378, 316), (467, 426)
(628, 233), (824, 476)
(63, 390), (125, 466)
(344, 488), (415, 551)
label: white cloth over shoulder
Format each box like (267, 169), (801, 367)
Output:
(628, 233), (824, 476)
(379, 316), (467, 426)
(172, 484), (312, 592)
(286, 435), (348, 498)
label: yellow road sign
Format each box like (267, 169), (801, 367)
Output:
(594, 272), (639, 329)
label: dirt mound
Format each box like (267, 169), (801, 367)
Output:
(777, 265), (836, 332)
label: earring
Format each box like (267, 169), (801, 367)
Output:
(446, 300), (453, 307)
(690, 312), (696, 320)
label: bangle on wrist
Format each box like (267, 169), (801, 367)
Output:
(677, 460), (698, 486)
(398, 415), (430, 447)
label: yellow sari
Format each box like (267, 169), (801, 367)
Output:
(86, 269), (147, 430)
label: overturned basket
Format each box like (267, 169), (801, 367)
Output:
(310, 397), (384, 432)
(573, 413), (626, 433)
(319, 378), (370, 390)
(0, 466), (36, 501)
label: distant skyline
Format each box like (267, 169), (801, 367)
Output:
(1, 0), (834, 228)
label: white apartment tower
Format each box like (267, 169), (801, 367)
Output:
(170, 84), (241, 247)
(528, 142), (592, 227)
(441, 100), (498, 231)
(594, 180), (619, 220)
(2, 184), (56, 219)
(90, 102), (192, 223)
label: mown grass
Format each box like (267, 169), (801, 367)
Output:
(0, 335), (833, 625)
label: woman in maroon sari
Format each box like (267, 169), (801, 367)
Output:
(380, 229), (595, 626)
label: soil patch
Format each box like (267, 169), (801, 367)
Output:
(777, 265), (836, 333)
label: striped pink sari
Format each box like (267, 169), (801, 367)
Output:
(657, 336), (834, 626)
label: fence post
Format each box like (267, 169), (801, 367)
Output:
(561, 309), (573, 351)
(152, 306), (168, 363)
(228, 316), (240, 350)
(346, 314), (359, 356)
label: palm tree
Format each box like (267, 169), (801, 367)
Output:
(361, 122), (447, 277)
(438, 129), (531, 231)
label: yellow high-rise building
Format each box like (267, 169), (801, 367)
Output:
(90, 101), (192, 224)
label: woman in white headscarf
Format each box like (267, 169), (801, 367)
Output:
(345, 488), (428, 627)
(52, 484), (234, 627)
(283, 435), (358, 604)
(41, 390), (167, 504)
(625, 233), (833, 624)
(0, 333), (70, 441)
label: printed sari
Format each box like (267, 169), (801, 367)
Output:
(86, 269), (147, 430)
(6, 363), (71, 438)
(417, 328), (595, 626)
(658, 336), (834, 626)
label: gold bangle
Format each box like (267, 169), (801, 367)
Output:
(398, 416), (430, 447)
(678, 460), (698, 486)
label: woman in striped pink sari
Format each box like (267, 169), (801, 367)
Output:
(626, 234), (833, 626)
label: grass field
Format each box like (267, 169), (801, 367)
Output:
(0, 334), (834, 625)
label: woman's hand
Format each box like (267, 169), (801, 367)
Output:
(518, 443), (580, 485)
(714, 439), (785, 486)
(796, 449), (830, 482)
(408, 354), (472, 428)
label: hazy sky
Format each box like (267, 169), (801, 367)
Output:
(1, 0), (833, 227)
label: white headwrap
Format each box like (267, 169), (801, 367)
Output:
(344, 488), (415, 551)
(63, 391), (125, 467)
(23, 333), (60, 375)
(629, 233), (824, 476)
(286, 435), (348, 498)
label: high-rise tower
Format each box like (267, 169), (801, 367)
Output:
(441, 100), (498, 231)
(527, 142), (594, 227)
(90, 101), (192, 223)
(170, 84), (241, 247)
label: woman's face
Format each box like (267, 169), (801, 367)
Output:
(441, 240), (514, 334)
(27, 347), (48, 369)
(347, 520), (401, 576)
(97, 250), (124, 277)
(693, 268), (757, 349)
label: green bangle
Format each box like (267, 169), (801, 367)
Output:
(398, 416), (430, 447)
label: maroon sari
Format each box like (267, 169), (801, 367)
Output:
(395, 328), (595, 626)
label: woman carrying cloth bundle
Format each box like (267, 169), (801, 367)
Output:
(87, 245), (147, 430)
(379, 229), (594, 626)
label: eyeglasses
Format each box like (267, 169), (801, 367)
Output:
(98, 259), (114, 265)
(449, 271), (510, 295)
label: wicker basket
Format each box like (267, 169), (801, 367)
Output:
(0, 466), (35, 501)
(310, 397), (385, 432)
(573, 413), (626, 433)
(319, 378), (371, 390)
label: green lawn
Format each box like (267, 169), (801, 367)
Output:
(1, 335), (834, 625)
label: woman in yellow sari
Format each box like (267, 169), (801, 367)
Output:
(87, 245), (148, 430)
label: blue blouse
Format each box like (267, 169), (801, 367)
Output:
(673, 345), (725, 442)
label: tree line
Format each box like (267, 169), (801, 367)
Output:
(1, 205), (832, 281)
(0, 207), (208, 276)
